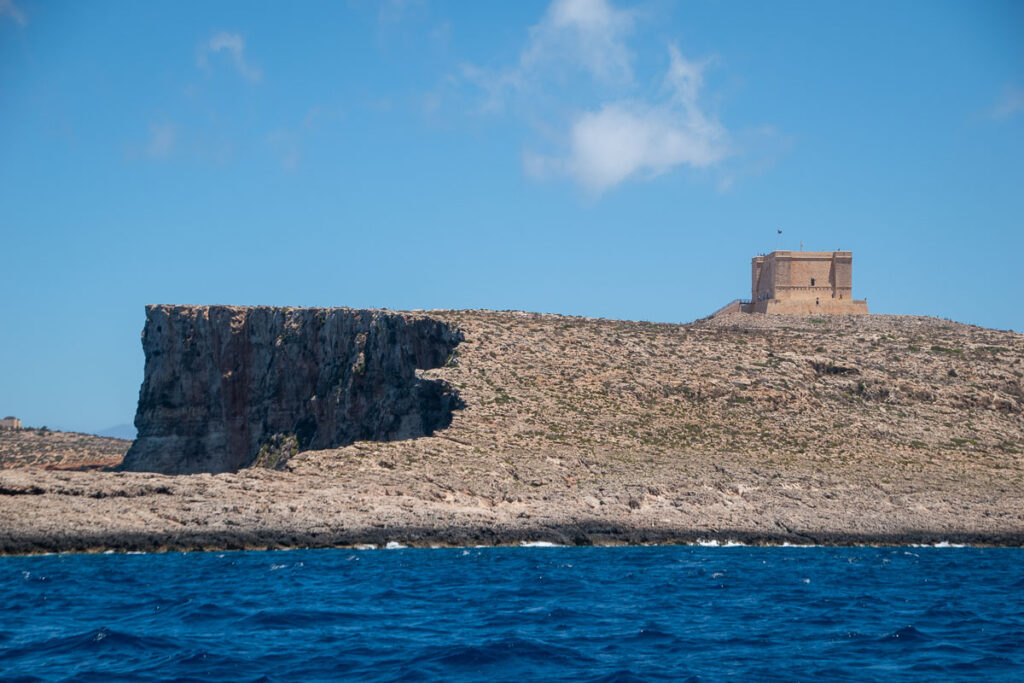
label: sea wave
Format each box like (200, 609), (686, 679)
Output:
(519, 541), (566, 548)
(0, 546), (1020, 681)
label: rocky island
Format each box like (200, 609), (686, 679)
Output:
(1, 306), (1022, 553)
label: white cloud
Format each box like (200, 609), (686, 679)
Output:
(521, 0), (635, 84)
(460, 1), (735, 194)
(529, 45), (728, 193)
(146, 123), (176, 159)
(0, 0), (26, 26)
(197, 32), (262, 83)
(991, 85), (1024, 120)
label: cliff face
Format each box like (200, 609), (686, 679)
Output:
(119, 305), (463, 474)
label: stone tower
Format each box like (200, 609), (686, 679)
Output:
(743, 250), (868, 314)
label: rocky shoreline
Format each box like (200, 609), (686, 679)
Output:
(2, 309), (1022, 554)
(2, 467), (1022, 555)
(8, 530), (1024, 557)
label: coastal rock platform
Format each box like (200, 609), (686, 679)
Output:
(2, 310), (1022, 553)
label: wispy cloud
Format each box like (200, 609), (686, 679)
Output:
(124, 122), (176, 162)
(377, 0), (426, 24)
(991, 85), (1024, 120)
(521, 0), (635, 85)
(268, 129), (301, 171)
(146, 123), (176, 159)
(461, 0), (635, 112)
(266, 105), (342, 171)
(197, 32), (262, 83)
(0, 0), (26, 26)
(460, 0), (732, 194)
(713, 124), (792, 194)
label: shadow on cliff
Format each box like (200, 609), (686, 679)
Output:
(286, 370), (466, 452)
(119, 306), (466, 475)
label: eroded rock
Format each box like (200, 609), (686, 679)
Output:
(119, 305), (463, 474)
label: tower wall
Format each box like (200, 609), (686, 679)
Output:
(738, 250), (867, 315)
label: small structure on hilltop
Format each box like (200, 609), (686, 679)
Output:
(0, 416), (22, 430)
(714, 250), (869, 316)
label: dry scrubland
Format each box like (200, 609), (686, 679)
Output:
(0, 429), (129, 471)
(1, 311), (1022, 553)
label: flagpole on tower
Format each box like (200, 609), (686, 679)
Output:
(776, 229), (782, 251)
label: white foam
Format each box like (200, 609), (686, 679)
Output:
(519, 541), (565, 548)
(353, 544), (377, 550)
(694, 539), (747, 547)
(911, 541), (968, 548)
(384, 541), (407, 550)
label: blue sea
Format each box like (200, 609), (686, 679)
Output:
(2, 546), (1022, 681)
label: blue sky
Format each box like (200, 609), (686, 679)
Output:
(1, 0), (1022, 433)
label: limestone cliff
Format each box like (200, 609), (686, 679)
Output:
(119, 305), (463, 474)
